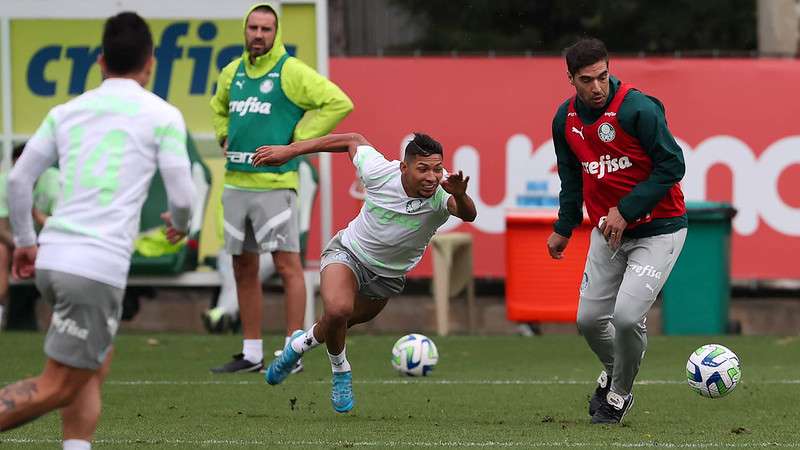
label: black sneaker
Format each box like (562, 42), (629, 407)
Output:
(588, 370), (610, 416)
(591, 391), (634, 424)
(210, 353), (264, 373)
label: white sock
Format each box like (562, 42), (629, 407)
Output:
(216, 286), (239, 316)
(63, 439), (91, 450)
(328, 347), (351, 373)
(291, 323), (320, 354)
(0, 304), (4, 328)
(242, 339), (263, 364)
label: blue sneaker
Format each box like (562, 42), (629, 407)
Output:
(331, 371), (354, 413)
(265, 330), (304, 385)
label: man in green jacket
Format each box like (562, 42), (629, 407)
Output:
(548, 38), (687, 424)
(209, 3), (353, 374)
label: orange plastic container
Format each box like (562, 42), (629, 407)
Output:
(505, 210), (592, 322)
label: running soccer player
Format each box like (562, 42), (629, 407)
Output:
(254, 132), (476, 413)
(0, 12), (195, 449)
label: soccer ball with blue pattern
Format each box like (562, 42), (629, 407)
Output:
(391, 333), (438, 376)
(686, 344), (741, 398)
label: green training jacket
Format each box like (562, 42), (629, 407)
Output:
(210, 3), (353, 191)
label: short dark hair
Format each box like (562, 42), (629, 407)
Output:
(404, 132), (443, 161)
(565, 38), (608, 76)
(12, 142), (26, 161)
(102, 12), (153, 75)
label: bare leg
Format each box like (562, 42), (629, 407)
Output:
(348, 296), (388, 328)
(272, 251), (306, 335)
(0, 359), (94, 432)
(60, 349), (114, 442)
(233, 251), (262, 340)
(311, 265), (387, 413)
(312, 264), (388, 349)
(313, 264), (358, 354)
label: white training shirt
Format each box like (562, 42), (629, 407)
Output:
(8, 78), (195, 288)
(340, 145), (452, 278)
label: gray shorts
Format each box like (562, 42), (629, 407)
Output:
(36, 269), (124, 370)
(222, 188), (299, 255)
(321, 232), (405, 300)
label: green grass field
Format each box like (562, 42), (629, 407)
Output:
(1, 332), (799, 449)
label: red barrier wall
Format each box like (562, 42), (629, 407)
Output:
(309, 57), (800, 280)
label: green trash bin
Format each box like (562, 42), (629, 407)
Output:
(661, 201), (736, 335)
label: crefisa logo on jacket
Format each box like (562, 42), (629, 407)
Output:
(228, 97), (272, 116)
(581, 154), (633, 179)
(598, 122), (616, 142)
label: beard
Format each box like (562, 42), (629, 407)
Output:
(247, 40), (270, 57)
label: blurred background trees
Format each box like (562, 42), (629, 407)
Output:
(329, 0), (799, 57)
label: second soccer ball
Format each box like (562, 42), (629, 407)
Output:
(686, 344), (741, 398)
(391, 333), (439, 377)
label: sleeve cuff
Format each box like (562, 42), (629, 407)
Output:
(553, 221), (574, 239)
(617, 201), (637, 222)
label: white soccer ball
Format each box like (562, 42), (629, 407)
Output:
(686, 344), (742, 398)
(391, 333), (439, 376)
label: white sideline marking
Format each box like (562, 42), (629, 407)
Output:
(103, 378), (799, 386)
(0, 438), (796, 448)
(3, 379), (798, 386)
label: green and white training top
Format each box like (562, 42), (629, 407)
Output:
(8, 78), (195, 289)
(340, 145), (452, 278)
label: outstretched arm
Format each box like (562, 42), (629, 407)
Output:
(281, 58), (354, 141)
(443, 171), (477, 222)
(251, 133), (370, 167)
